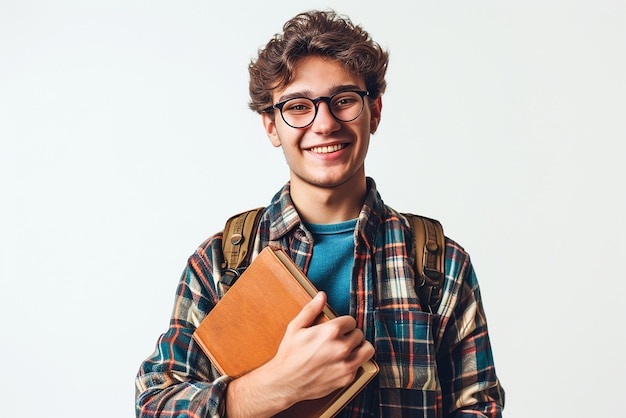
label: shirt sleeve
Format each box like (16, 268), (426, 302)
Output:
(437, 243), (505, 418)
(135, 236), (230, 418)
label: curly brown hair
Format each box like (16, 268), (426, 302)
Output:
(248, 10), (389, 114)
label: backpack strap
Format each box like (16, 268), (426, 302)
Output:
(220, 207), (265, 292)
(403, 214), (446, 313)
(219, 208), (446, 313)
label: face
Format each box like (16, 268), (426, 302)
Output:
(262, 56), (382, 193)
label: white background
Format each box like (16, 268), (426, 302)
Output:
(1, 1), (624, 417)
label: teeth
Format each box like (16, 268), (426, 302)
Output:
(310, 144), (346, 154)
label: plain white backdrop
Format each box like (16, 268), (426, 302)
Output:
(1, 1), (624, 417)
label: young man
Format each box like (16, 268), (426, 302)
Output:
(136, 10), (504, 418)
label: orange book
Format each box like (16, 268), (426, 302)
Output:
(192, 246), (378, 418)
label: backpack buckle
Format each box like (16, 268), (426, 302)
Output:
(416, 273), (426, 287)
(221, 268), (242, 287)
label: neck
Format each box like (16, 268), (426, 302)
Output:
(290, 176), (367, 224)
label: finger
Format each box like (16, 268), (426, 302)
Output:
(345, 340), (375, 366)
(343, 327), (365, 349)
(288, 291), (327, 330)
(332, 315), (358, 336)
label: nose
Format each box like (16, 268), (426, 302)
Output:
(311, 100), (341, 134)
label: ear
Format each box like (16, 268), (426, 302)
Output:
(262, 112), (282, 147)
(369, 96), (382, 134)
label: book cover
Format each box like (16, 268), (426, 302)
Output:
(192, 246), (378, 418)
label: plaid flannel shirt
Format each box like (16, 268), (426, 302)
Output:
(136, 178), (505, 417)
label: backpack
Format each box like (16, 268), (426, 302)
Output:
(219, 208), (445, 313)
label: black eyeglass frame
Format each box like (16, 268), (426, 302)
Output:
(265, 90), (370, 129)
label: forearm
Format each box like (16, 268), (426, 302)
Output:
(135, 324), (229, 417)
(224, 363), (295, 418)
(449, 400), (503, 418)
(136, 375), (231, 418)
(154, 345), (311, 418)
(136, 243), (226, 417)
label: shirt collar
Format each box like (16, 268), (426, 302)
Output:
(266, 182), (300, 242)
(266, 177), (385, 245)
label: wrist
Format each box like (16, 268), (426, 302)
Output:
(213, 375), (234, 417)
(225, 364), (295, 418)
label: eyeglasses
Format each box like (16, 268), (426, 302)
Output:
(266, 90), (369, 129)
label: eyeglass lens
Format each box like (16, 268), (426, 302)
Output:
(279, 91), (365, 128)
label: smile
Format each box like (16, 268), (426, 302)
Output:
(309, 144), (347, 154)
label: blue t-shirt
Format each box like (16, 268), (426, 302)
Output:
(303, 219), (357, 316)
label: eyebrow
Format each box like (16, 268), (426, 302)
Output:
(276, 84), (364, 103)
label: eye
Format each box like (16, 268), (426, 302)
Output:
(332, 92), (360, 109)
(283, 99), (314, 114)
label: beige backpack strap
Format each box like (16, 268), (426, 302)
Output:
(220, 207), (265, 292)
(403, 213), (446, 313)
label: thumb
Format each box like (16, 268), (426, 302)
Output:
(289, 291), (326, 330)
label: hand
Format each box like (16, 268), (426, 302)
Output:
(225, 291), (375, 418)
(271, 291), (375, 401)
